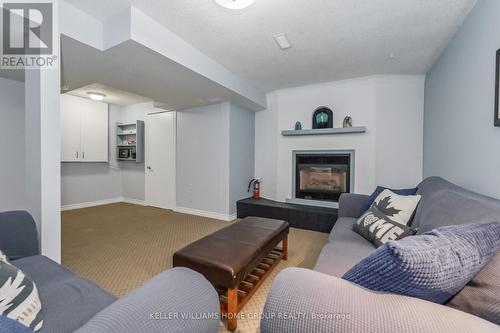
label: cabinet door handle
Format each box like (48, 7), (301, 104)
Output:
(82, 152), (85, 159)
(76, 151), (79, 159)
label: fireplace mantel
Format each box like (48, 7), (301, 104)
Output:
(281, 126), (366, 136)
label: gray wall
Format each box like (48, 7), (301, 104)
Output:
(61, 105), (122, 206)
(229, 103), (255, 214)
(0, 78), (26, 212)
(61, 102), (150, 206)
(118, 103), (149, 201)
(176, 103), (231, 215)
(424, 0), (500, 198)
(176, 102), (255, 217)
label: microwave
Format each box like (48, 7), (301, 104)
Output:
(119, 147), (136, 159)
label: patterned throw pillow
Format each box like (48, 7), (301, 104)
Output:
(354, 206), (417, 247)
(343, 222), (500, 304)
(359, 186), (418, 215)
(371, 189), (421, 226)
(0, 251), (43, 331)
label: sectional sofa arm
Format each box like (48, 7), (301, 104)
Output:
(261, 268), (498, 333)
(76, 268), (220, 333)
(338, 193), (369, 218)
(0, 211), (39, 260)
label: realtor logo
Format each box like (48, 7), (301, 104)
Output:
(1, 1), (56, 68)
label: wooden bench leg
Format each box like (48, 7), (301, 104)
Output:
(282, 234), (288, 261)
(227, 288), (238, 332)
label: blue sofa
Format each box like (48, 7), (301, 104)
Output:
(261, 177), (500, 333)
(0, 211), (220, 333)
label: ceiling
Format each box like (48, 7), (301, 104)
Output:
(65, 83), (151, 106)
(61, 36), (256, 111)
(63, 0), (477, 91)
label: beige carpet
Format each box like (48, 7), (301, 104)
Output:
(62, 203), (328, 332)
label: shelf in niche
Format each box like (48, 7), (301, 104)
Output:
(281, 127), (366, 136)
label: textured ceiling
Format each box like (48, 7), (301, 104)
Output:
(63, 0), (477, 91)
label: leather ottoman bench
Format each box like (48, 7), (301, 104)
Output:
(173, 216), (289, 332)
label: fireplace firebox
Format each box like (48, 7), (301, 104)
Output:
(291, 150), (354, 206)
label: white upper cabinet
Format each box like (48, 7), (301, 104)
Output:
(61, 94), (109, 162)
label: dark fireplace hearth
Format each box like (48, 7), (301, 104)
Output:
(292, 150), (354, 205)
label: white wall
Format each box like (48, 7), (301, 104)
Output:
(176, 103), (231, 216)
(61, 101), (152, 207)
(255, 75), (424, 201)
(229, 103), (255, 214)
(0, 78), (26, 212)
(176, 102), (255, 219)
(25, 65), (62, 262)
(375, 76), (425, 187)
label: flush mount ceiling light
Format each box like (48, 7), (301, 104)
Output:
(214, 0), (255, 10)
(87, 92), (106, 101)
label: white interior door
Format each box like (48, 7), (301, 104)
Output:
(145, 111), (176, 209)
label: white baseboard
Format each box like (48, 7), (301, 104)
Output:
(174, 206), (237, 222)
(61, 197), (146, 211)
(61, 198), (123, 211)
(121, 197), (147, 206)
(62, 200), (235, 222)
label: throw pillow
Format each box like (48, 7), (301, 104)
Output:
(447, 251), (500, 325)
(370, 189), (421, 226)
(359, 186), (418, 214)
(0, 250), (43, 331)
(353, 206), (417, 247)
(0, 315), (34, 333)
(342, 222), (500, 304)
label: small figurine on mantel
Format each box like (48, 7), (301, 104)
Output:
(343, 116), (353, 128)
(294, 121), (302, 130)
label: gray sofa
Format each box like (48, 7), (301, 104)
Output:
(0, 211), (220, 333)
(261, 177), (500, 333)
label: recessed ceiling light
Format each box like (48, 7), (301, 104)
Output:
(87, 92), (106, 101)
(214, 0), (255, 10)
(273, 33), (292, 50)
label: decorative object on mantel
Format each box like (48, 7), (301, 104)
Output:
(312, 106), (333, 129)
(343, 116), (353, 128)
(494, 48), (500, 126)
(294, 121), (302, 130)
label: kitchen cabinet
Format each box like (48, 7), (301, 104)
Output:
(61, 94), (108, 162)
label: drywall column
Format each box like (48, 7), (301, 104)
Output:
(25, 10), (61, 262)
(25, 67), (61, 263)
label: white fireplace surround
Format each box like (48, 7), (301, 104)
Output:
(287, 150), (355, 208)
(255, 75), (425, 203)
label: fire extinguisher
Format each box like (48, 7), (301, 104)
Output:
(248, 178), (261, 200)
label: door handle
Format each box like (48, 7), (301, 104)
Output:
(76, 151), (79, 159)
(82, 152), (85, 159)
(147, 166), (152, 170)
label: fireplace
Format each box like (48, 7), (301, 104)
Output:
(291, 150), (354, 206)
